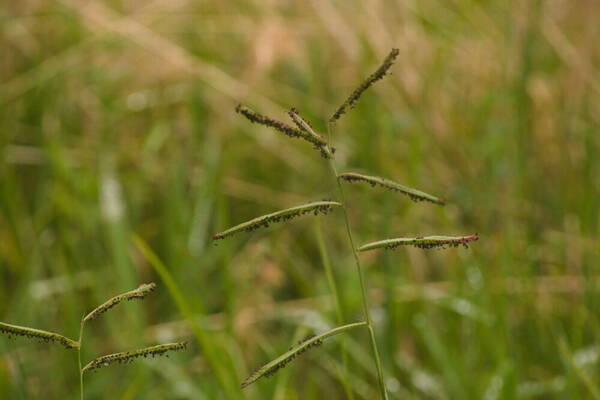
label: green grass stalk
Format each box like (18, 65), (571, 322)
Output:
(314, 221), (354, 400)
(326, 122), (389, 400)
(78, 321), (84, 400)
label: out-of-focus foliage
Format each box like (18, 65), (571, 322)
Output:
(1, 0), (599, 398)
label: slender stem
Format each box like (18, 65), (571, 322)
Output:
(78, 321), (84, 400)
(315, 220), (354, 400)
(326, 122), (389, 400)
(315, 220), (344, 324)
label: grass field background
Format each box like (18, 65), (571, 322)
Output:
(1, 0), (599, 398)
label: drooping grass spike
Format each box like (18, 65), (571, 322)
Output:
(81, 342), (187, 373)
(330, 48), (399, 122)
(358, 234), (479, 252)
(0, 322), (80, 349)
(83, 282), (157, 323)
(338, 172), (445, 205)
(236, 104), (331, 158)
(241, 322), (367, 389)
(212, 201), (341, 241)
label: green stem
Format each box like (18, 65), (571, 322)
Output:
(78, 321), (85, 400)
(327, 122), (389, 400)
(315, 220), (344, 325)
(315, 221), (354, 400)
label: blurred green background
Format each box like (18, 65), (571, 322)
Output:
(1, 0), (599, 399)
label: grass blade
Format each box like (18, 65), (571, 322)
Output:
(0, 321), (80, 349)
(83, 282), (156, 323)
(241, 321), (367, 389)
(338, 172), (445, 205)
(81, 342), (187, 373)
(132, 234), (245, 398)
(330, 48), (399, 122)
(212, 201), (342, 241)
(358, 234), (479, 252)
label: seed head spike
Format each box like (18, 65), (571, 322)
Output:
(358, 234), (479, 252)
(338, 172), (445, 205)
(83, 283), (156, 323)
(236, 105), (331, 158)
(212, 201), (341, 241)
(0, 322), (80, 349)
(241, 322), (366, 389)
(330, 48), (399, 122)
(82, 342), (187, 373)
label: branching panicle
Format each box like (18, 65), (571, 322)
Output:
(330, 48), (399, 122)
(236, 104), (331, 158)
(236, 104), (304, 140)
(82, 342), (187, 373)
(339, 172), (445, 205)
(83, 283), (156, 323)
(288, 108), (333, 158)
(230, 47), (476, 400)
(0, 322), (80, 349)
(288, 108), (322, 139)
(212, 201), (341, 241)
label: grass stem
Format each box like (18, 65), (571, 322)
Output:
(78, 321), (84, 400)
(326, 122), (389, 400)
(314, 221), (354, 400)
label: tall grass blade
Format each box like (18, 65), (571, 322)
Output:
(330, 48), (399, 122)
(81, 342), (187, 373)
(132, 235), (247, 399)
(0, 321), (80, 349)
(212, 201), (342, 241)
(338, 172), (445, 205)
(83, 282), (157, 322)
(358, 234), (479, 252)
(241, 321), (367, 389)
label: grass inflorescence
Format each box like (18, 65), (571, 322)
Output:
(338, 172), (445, 205)
(83, 283), (157, 323)
(236, 104), (331, 158)
(82, 342), (188, 373)
(212, 201), (341, 241)
(358, 234), (479, 252)
(288, 108), (333, 158)
(242, 336), (323, 387)
(240, 322), (366, 389)
(0, 322), (80, 349)
(0, 283), (184, 399)
(228, 48), (477, 399)
(330, 48), (400, 122)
